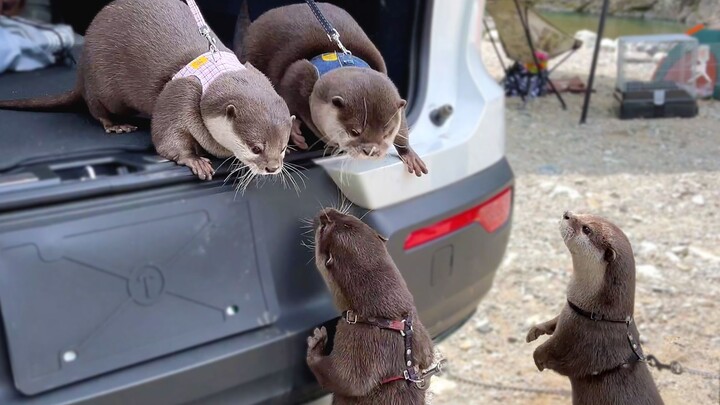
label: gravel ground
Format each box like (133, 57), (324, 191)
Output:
(427, 34), (720, 405)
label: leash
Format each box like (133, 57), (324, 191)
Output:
(173, 0), (245, 91)
(185, 0), (219, 55)
(342, 310), (447, 389)
(303, 0), (352, 55)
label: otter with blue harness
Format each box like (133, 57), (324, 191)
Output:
(236, 1), (428, 177)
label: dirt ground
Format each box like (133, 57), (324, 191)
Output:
(427, 35), (720, 405)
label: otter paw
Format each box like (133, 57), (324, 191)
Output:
(104, 124), (138, 134)
(399, 149), (428, 177)
(526, 326), (544, 343)
(306, 326), (328, 357)
(178, 156), (214, 181)
(290, 120), (309, 150)
(533, 348), (547, 372)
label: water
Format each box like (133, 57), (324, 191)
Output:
(539, 11), (689, 39)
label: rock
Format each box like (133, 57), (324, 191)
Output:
(550, 185), (581, 200)
(601, 38), (617, 52)
(638, 241), (658, 256)
(637, 264), (663, 280)
(475, 318), (493, 334)
(664, 251), (681, 264)
(676, 262), (692, 272)
(459, 340), (474, 351)
(692, 195), (705, 206)
(575, 30), (597, 48)
(428, 376), (457, 395)
(689, 246), (720, 262)
(671, 245), (689, 258)
(507, 336), (518, 344)
(537, 164), (562, 175)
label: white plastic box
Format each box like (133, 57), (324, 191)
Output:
(616, 34), (700, 97)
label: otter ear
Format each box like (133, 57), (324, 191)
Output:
(376, 233), (388, 243)
(332, 96), (345, 108)
(290, 115), (296, 122)
(604, 247), (617, 263)
(398, 99), (407, 109)
(226, 104), (237, 118)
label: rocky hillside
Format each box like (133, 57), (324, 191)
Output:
(536, 0), (720, 25)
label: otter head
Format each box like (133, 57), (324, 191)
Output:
(201, 65), (294, 175)
(312, 208), (414, 314)
(560, 211), (636, 315)
(309, 68), (406, 159)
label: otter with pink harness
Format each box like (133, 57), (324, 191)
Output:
(0, 0), (293, 180)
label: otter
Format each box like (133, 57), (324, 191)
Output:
(307, 208), (435, 404)
(237, 3), (428, 177)
(526, 211), (664, 405)
(0, 0), (293, 180)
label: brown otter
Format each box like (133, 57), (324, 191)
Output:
(0, 0), (293, 180)
(237, 3), (428, 177)
(526, 211), (664, 405)
(307, 208), (435, 404)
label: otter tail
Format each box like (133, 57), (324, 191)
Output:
(0, 88), (83, 112)
(233, 0), (251, 61)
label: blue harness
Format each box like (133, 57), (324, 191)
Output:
(309, 52), (371, 76)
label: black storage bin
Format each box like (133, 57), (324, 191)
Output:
(616, 81), (699, 120)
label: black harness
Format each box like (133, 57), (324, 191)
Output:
(567, 300), (646, 376)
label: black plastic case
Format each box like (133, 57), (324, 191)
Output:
(616, 81), (699, 120)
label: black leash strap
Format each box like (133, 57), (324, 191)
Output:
(303, 0), (351, 54)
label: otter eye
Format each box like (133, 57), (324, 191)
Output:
(350, 129), (361, 137)
(582, 225), (592, 236)
(251, 146), (263, 155)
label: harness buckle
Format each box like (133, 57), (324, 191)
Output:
(403, 369), (424, 385)
(345, 310), (358, 325)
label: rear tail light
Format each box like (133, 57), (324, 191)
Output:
(403, 187), (512, 250)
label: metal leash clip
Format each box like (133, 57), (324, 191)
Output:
(328, 29), (351, 55)
(414, 358), (448, 390)
(199, 25), (219, 56)
(646, 355), (683, 375)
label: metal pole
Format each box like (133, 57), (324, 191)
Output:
(579, 0), (610, 124)
(513, 0), (566, 109)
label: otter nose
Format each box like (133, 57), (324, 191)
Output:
(563, 211), (573, 220)
(265, 165), (280, 174)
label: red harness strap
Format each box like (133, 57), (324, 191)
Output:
(341, 310), (423, 387)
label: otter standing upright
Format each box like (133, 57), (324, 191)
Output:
(0, 0), (294, 180)
(237, 3), (428, 177)
(307, 208), (436, 404)
(526, 212), (664, 405)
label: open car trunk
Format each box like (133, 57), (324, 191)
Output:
(0, 0), (460, 401)
(0, 0), (425, 184)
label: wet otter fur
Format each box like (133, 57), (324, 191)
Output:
(0, 0), (293, 180)
(237, 3), (428, 177)
(526, 211), (664, 405)
(307, 208), (434, 404)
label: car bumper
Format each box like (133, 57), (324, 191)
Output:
(0, 158), (512, 404)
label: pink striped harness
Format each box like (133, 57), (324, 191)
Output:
(172, 0), (245, 92)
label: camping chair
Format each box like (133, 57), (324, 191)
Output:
(486, 0), (583, 109)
